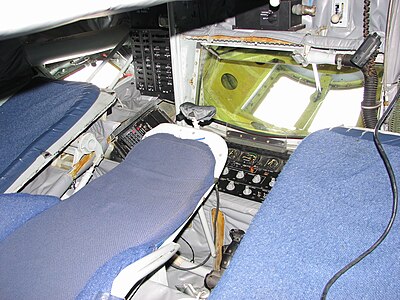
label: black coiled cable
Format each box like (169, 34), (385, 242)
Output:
(361, 0), (380, 128)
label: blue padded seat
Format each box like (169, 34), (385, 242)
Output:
(0, 193), (59, 242)
(0, 133), (215, 299)
(0, 78), (100, 193)
(210, 127), (400, 300)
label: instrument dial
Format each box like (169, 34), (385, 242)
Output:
(264, 158), (281, 172)
(228, 149), (241, 160)
(240, 152), (259, 165)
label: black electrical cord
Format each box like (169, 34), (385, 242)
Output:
(126, 275), (147, 298)
(171, 182), (221, 271)
(180, 236), (195, 263)
(170, 250), (212, 272)
(321, 88), (400, 299)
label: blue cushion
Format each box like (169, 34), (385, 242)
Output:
(0, 78), (100, 193)
(0, 133), (215, 299)
(0, 193), (59, 242)
(210, 127), (400, 300)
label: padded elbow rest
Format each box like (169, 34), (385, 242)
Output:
(210, 127), (400, 299)
(0, 78), (100, 193)
(0, 133), (215, 299)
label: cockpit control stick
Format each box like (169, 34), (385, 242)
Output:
(204, 229), (245, 290)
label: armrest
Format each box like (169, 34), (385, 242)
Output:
(110, 242), (180, 298)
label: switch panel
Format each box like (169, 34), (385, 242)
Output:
(218, 142), (289, 202)
(131, 30), (174, 101)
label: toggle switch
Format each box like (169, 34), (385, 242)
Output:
(330, 0), (349, 28)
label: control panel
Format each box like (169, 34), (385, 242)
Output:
(131, 29), (174, 101)
(234, 0), (304, 31)
(110, 106), (172, 161)
(218, 142), (289, 202)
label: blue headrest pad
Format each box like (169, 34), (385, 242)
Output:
(0, 193), (59, 242)
(210, 127), (400, 300)
(0, 133), (215, 299)
(0, 78), (100, 192)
